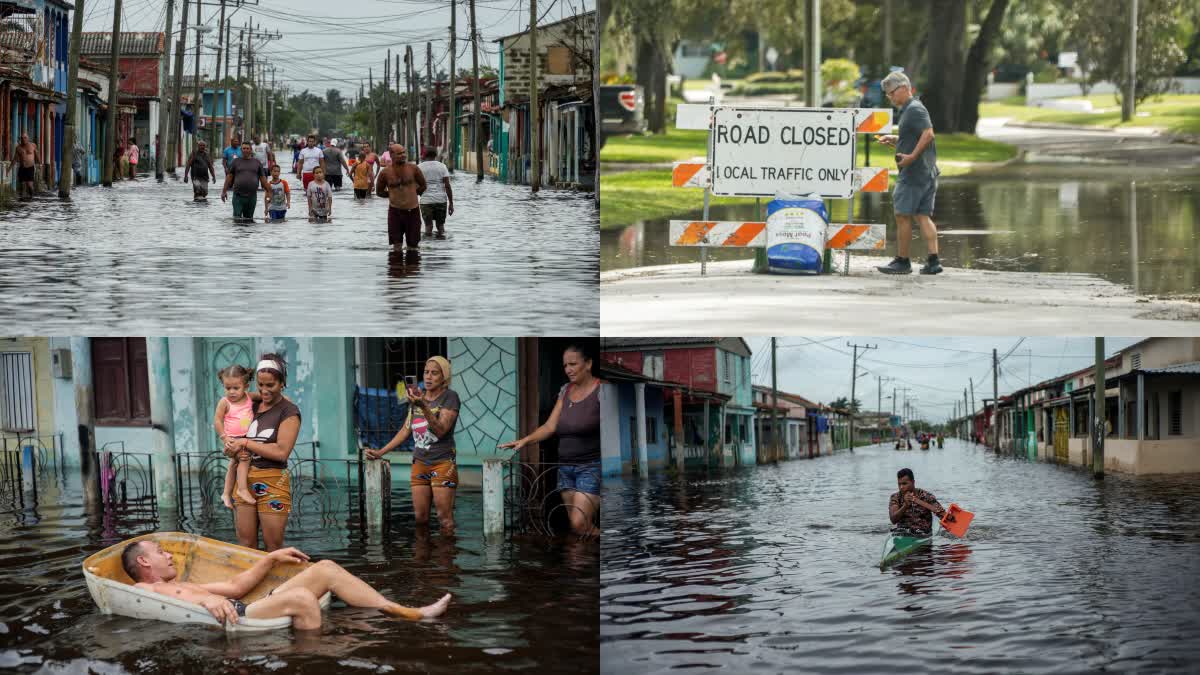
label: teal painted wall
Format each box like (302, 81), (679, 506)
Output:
(313, 337), (356, 459)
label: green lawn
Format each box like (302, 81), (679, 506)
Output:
(600, 132), (1018, 228)
(979, 93), (1200, 135)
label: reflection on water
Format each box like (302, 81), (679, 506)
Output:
(602, 168), (1200, 297)
(0, 173), (599, 333)
(601, 440), (1200, 673)
(0, 470), (598, 674)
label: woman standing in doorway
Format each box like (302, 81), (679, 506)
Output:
(500, 341), (602, 537)
(365, 356), (461, 531)
(223, 353), (301, 551)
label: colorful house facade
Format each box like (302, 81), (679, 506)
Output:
(78, 31), (163, 169)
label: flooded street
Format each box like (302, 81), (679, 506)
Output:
(0, 468), (598, 674)
(601, 440), (1200, 673)
(602, 167), (1200, 298)
(0, 171), (598, 333)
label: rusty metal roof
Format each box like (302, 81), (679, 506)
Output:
(79, 32), (164, 57)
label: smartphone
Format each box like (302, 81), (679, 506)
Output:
(404, 375), (418, 389)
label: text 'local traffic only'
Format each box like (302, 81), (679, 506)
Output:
(708, 108), (858, 198)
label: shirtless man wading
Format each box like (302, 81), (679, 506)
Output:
(375, 144), (427, 250)
(122, 539), (451, 629)
(11, 133), (40, 200)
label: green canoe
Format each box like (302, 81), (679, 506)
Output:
(879, 531), (933, 569)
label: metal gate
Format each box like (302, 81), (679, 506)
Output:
(196, 338), (257, 453)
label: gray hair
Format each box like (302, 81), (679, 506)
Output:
(881, 71), (911, 93)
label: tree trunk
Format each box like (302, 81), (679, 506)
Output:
(635, 35), (657, 131)
(648, 42), (668, 134)
(922, 0), (966, 131)
(957, 0), (1011, 133)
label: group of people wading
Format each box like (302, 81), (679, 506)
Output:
(182, 133), (453, 251)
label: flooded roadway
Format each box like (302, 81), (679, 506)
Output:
(602, 167), (1200, 299)
(0, 469), (598, 674)
(600, 439), (1200, 673)
(0, 171), (599, 333)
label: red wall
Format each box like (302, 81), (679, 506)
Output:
(664, 348), (716, 391)
(603, 351), (643, 373)
(118, 57), (160, 97)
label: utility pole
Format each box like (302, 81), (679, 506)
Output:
(236, 27), (244, 137)
(448, 0), (457, 170)
(408, 45), (419, 156)
(102, 0), (124, 187)
(58, 0), (85, 197)
(425, 41), (434, 149)
(804, 0), (821, 107)
(191, 0), (204, 149)
(963, 389), (969, 440)
(969, 377), (976, 441)
(368, 67), (375, 149)
(882, 0), (892, 68)
(223, 19), (231, 143)
(771, 337), (780, 462)
(215, 0), (227, 148)
(846, 342), (876, 452)
(529, 0), (540, 191)
(169, 0), (190, 175)
(470, 0), (483, 180)
(385, 49), (391, 145)
(1122, 0), (1138, 122)
(992, 348), (1000, 453)
(152, 0), (175, 183)
(876, 375), (891, 444)
(1093, 338), (1106, 477)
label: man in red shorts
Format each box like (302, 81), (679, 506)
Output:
(376, 143), (427, 250)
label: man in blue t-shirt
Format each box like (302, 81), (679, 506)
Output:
(874, 71), (942, 275)
(222, 135), (241, 174)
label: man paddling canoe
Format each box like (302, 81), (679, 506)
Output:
(889, 467), (950, 536)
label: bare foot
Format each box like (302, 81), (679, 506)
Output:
(419, 593), (451, 619)
(236, 488), (255, 505)
(221, 494), (234, 509)
(380, 594), (452, 620)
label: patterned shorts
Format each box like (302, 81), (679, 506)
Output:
(233, 467), (292, 514)
(410, 459), (458, 489)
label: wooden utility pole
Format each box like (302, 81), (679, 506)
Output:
(470, 0), (483, 180)
(448, 0), (457, 170)
(169, 0), (190, 173)
(804, 0), (821, 107)
(1092, 338), (1106, 477)
(529, 0), (540, 191)
(882, 0), (892, 68)
(771, 337), (779, 462)
(992, 348), (1000, 452)
(385, 49), (391, 145)
(969, 377), (976, 441)
(407, 45), (418, 156)
(368, 67), (375, 149)
(152, 0), (175, 182)
(963, 389), (969, 439)
(425, 41), (433, 149)
(191, 0), (203, 148)
(58, 0), (86, 197)
(236, 27), (244, 138)
(102, 0), (124, 187)
(846, 342), (876, 452)
(215, 0), (226, 148)
(223, 19), (231, 141)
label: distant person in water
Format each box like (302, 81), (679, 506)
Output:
(10, 132), (40, 199)
(264, 164), (291, 221)
(121, 539), (451, 628)
(417, 147), (453, 237)
(183, 140), (216, 201)
(306, 165), (333, 221)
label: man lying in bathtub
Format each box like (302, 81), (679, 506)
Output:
(122, 540), (451, 628)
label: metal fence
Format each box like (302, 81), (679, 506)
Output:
(174, 441), (367, 526)
(93, 442), (159, 516)
(502, 460), (600, 538)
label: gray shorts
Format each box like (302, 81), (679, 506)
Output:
(893, 179), (937, 216)
(192, 179), (209, 198)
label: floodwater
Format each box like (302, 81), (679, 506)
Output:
(602, 166), (1200, 298)
(600, 439), (1200, 673)
(0, 170), (598, 333)
(0, 463), (598, 674)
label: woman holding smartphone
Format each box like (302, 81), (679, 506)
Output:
(365, 357), (461, 531)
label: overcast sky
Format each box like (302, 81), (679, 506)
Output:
(744, 337), (1143, 423)
(83, 0), (593, 97)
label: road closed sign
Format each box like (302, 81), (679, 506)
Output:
(708, 107), (858, 198)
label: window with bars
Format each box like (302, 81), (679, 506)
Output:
(0, 352), (36, 433)
(354, 337), (449, 451)
(1168, 390), (1183, 436)
(92, 338), (151, 425)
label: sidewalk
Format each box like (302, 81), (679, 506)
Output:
(601, 257), (1200, 335)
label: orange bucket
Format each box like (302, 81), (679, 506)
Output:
(939, 503), (974, 538)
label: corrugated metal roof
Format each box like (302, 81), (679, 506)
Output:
(79, 32), (164, 57)
(1141, 361), (1200, 375)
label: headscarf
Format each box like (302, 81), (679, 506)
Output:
(426, 356), (452, 387)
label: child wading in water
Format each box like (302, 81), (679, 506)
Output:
(265, 164), (291, 221)
(213, 365), (258, 508)
(306, 165), (334, 221)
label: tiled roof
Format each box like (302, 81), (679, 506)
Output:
(1141, 361), (1200, 375)
(79, 32), (164, 57)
